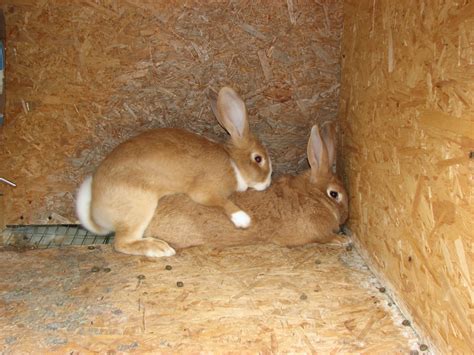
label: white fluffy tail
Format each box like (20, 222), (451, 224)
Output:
(76, 176), (110, 235)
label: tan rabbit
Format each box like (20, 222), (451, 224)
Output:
(76, 87), (272, 257)
(143, 123), (349, 251)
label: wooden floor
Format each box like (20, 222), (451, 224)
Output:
(0, 242), (420, 353)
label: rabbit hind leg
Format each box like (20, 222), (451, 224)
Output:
(113, 193), (176, 257)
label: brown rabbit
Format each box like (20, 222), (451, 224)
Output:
(76, 87), (272, 257)
(143, 123), (349, 251)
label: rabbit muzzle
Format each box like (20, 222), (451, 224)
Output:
(250, 171), (272, 191)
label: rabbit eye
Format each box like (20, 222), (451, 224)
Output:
(251, 152), (265, 166)
(329, 190), (339, 199)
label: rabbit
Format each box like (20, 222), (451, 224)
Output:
(143, 123), (349, 251)
(76, 87), (272, 257)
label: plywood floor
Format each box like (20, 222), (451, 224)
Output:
(0, 243), (420, 353)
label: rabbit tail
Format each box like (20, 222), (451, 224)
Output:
(76, 176), (111, 235)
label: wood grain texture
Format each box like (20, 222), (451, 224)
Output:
(339, 0), (474, 353)
(0, 243), (419, 353)
(0, 0), (343, 224)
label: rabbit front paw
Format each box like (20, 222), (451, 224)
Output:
(231, 210), (251, 228)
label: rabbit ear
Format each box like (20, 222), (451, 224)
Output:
(307, 125), (330, 177)
(321, 122), (336, 172)
(214, 87), (249, 142)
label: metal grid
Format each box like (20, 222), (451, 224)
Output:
(1, 225), (114, 249)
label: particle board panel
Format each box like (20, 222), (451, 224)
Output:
(0, 243), (421, 353)
(339, 0), (473, 353)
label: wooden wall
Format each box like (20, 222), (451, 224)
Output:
(339, 0), (473, 353)
(0, 0), (343, 224)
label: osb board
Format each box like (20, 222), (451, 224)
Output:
(339, 0), (473, 353)
(0, 0), (343, 224)
(0, 243), (421, 353)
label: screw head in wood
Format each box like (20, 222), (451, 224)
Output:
(165, 265), (172, 270)
(177, 281), (184, 287)
(137, 274), (146, 280)
(91, 266), (100, 272)
(419, 344), (428, 351)
(402, 319), (411, 326)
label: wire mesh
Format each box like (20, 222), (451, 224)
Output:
(1, 225), (114, 249)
